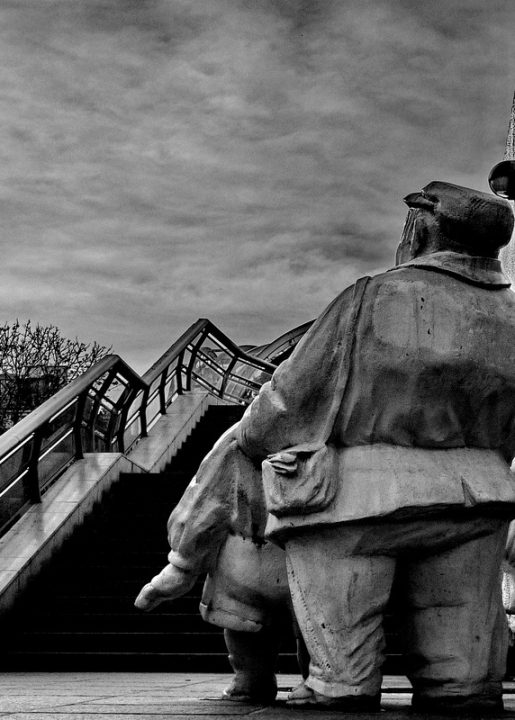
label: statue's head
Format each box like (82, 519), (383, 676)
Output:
(395, 181), (514, 264)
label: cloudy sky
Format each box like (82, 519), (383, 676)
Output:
(0, 0), (514, 372)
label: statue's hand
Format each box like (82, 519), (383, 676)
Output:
(267, 451), (298, 476)
(134, 564), (197, 612)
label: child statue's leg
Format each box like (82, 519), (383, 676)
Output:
(223, 627), (280, 703)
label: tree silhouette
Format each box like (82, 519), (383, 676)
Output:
(0, 320), (111, 432)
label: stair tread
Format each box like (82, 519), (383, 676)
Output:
(0, 406), (255, 671)
(0, 404), (399, 672)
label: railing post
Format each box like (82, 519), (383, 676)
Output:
(27, 427), (44, 503)
(219, 356), (238, 398)
(139, 387), (149, 438)
(118, 385), (138, 452)
(176, 352), (184, 395)
(159, 369), (167, 414)
(186, 330), (209, 391)
(88, 368), (118, 452)
(74, 391), (87, 461)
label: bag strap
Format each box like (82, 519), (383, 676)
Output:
(324, 275), (370, 444)
(285, 275), (371, 455)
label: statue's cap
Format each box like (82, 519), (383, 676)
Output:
(403, 181), (514, 252)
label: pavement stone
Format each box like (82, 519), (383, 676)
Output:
(0, 674), (515, 719)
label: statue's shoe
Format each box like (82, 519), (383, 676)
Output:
(286, 681), (315, 705)
(222, 676), (277, 704)
(287, 686), (380, 712)
(412, 694), (504, 716)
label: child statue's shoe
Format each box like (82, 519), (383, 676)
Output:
(287, 682), (380, 712)
(222, 672), (277, 704)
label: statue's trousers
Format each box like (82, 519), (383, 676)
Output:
(285, 514), (509, 700)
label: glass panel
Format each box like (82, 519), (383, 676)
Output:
(202, 335), (232, 369)
(39, 400), (77, 456)
(92, 428), (107, 452)
(190, 374), (218, 395)
(232, 360), (272, 386)
(0, 474), (31, 535)
(223, 382), (254, 404)
(98, 394), (116, 409)
(194, 353), (224, 392)
(220, 361), (271, 404)
(125, 391), (143, 429)
(107, 403), (126, 451)
(38, 430), (75, 494)
(80, 425), (94, 453)
(164, 372), (178, 406)
(145, 389), (161, 427)
(92, 402), (112, 445)
(123, 414), (141, 451)
(223, 389), (250, 404)
(196, 346), (228, 374)
(182, 345), (194, 368)
(103, 376), (127, 405)
(147, 376), (161, 399)
(0, 438), (33, 494)
(108, 433), (120, 452)
(82, 394), (95, 424)
(49, 398), (77, 424)
(90, 371), (111, 393)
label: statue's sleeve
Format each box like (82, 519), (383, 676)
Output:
(166, 472), (231, 574)
(166, 426), (268, 574)
(237, 284), (356, 461)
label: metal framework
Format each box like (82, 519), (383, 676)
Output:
(0, 320), (276, 537)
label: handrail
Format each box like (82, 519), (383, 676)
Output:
(142, 319), (208, 383)
(0, 356), (143, 454)
(142, 319), (276, 385)
(250, 320), (314, 364)
(0, 319), (279, 537)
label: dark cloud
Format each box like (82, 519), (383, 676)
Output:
(0, 0), (513, 370)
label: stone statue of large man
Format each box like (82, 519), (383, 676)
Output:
(236, 182), (515, 714)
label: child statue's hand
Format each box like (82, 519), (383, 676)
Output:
(134, 564), (197, 611)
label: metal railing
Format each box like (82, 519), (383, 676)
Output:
(0, 319), (276, 536)
(249, 320), (314, 364)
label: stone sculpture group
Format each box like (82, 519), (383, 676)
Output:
(136, 181), (515, 714)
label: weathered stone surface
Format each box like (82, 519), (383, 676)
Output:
(137, 182), (515, 713)
(236, 182), (515, 711)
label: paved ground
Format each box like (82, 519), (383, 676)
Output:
(1, 674), (515, 719)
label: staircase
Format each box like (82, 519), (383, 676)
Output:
(0, 402), (409, 674)
(0, 404), (297, 671)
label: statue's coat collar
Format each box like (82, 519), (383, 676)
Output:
(391, 251), (511, 288)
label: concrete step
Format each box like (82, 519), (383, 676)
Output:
(20, 612), (228, 633)
(0, 651), (237, 672)
(13, 631), (231, 653)
(0, 405), (253, 671)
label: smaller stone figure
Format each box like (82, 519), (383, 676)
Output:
(135, 426), (304, 703)
(502, 522), (515, 642)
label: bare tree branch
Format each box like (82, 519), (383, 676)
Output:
(0, 321), (111, 431)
